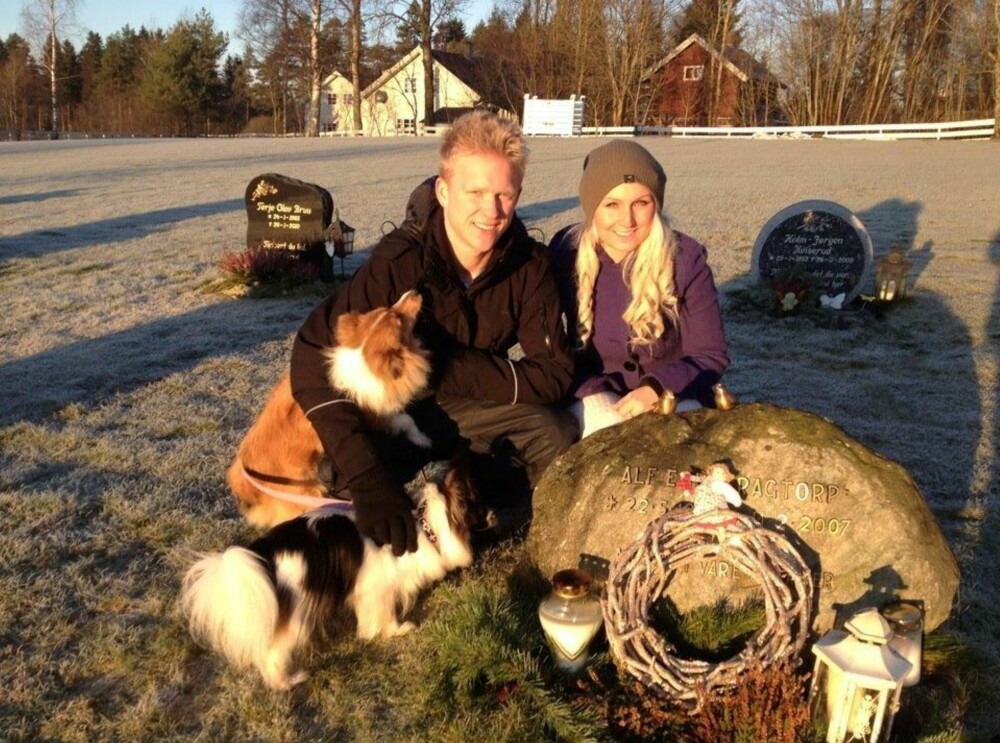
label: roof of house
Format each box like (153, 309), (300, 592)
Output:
(644, 33), (783, 87)
(360, 45), (482, 99)
(430, 49), (480, 91)
(432, 106), (478, 124)
(321, 70), (349, 87)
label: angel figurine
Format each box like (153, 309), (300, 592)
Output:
(688, 462), (744, 540)
(692, 462), (742, 515)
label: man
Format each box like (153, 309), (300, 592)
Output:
(290, 110), (577, 556)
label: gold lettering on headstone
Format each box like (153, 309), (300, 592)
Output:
(621, 466), (658, 485)
(798, 515), (851, 536)
(702, 560), (732, 578)
(736, 476), (841, 505)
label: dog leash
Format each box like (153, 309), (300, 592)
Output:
(241, 467), (355, 512)
(242, 464), (440, 544)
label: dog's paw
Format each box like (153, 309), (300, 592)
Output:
(265, 669), (309, 691)
(392, 621), (417, 637)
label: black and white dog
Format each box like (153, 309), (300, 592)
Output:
(182, 466), (481, 690)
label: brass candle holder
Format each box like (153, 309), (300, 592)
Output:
(713, 383), (737, 410)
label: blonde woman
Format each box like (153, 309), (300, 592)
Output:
(550, 140), (729, 436)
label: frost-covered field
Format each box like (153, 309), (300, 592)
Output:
(1, 136), (999, 740)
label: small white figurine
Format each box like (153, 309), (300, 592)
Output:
(692, 461), (743, 516)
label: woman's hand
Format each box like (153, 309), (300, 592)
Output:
(613, 385), (659, 420)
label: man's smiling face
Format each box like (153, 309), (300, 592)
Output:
(436, 151), (522, 281)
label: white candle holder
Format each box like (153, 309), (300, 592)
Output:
(880, 601), (923, 687)
(539, 569), (603, 673)
(809, 608), (911, 743)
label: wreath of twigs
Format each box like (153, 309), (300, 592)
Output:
(603, 506), (815, 714)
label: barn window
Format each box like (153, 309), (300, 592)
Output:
(375, 90), (388, 104)
(683, 65), (704, 81)
(327, 93), (337, 104)
(344, 93), (354, 106)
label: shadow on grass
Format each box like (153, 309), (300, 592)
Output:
(0, 198), (244, 258)
(517, 197), (580, 243)
(0, 297), (314, 426)
(720, 196), (978, 511)
(716, 199), (999, 736)
(0, 188), (85, 206)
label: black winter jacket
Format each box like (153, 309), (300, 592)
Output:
(289, 180), (574, 493)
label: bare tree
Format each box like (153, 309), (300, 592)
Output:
(20, 0), (77, 138)
(599, 0), (672, 126)
(308, 0), (323, 134)
(0, 35), (41, 137)
(378, 0), (467, 129)
(238, 0), (339, 135)
(709, 0), (738, 123)
(348, 0), (363, 130)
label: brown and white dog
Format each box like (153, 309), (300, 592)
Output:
(184, 291), (487, 689)
(227, 290), (433, 528)
(182, 464), (482, 689)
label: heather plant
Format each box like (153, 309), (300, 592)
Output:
(686, 659), (822, 743)
(219, 246), (321, 284)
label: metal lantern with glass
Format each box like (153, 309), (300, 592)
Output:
(324, 213), (355, 280)
(808, 608), (912, 743)
(880, 601), (924, 687)
(875, 246), (912, 302)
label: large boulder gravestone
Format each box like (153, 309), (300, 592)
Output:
(752, 200), (874, 306)
(528, 403), (959, 633)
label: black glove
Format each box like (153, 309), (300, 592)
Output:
(350, 469), (417, 556)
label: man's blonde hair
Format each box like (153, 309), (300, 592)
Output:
(439, 110), (527, 182)
(574, 214), (679, 348)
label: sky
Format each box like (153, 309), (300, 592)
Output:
(0, 0), (496, 56)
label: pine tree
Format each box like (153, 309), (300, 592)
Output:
(138, 10), (226, 135)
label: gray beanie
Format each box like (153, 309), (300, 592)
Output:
(578, 140), (666, 224)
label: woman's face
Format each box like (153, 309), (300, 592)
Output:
(591, 182), (658, 262)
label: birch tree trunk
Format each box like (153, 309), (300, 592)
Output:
(21, 0), (77, 138)
(307, 0), (322, 136)
(351, 0), (362, 132)
(421, 0), (434, 130)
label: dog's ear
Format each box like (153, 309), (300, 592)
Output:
(394, 290), (422, 321)
(335, 311), (363, 348)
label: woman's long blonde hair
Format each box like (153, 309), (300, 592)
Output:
(574, 213), (679, 348)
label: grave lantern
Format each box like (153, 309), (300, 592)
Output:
(875, 246), (911, 302)
(880, 601), (924, 687)
(324, 217), (355, 280)
(538, 569), (603, 673)
(808, 608), (911, 743)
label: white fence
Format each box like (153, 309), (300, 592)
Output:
(580, 118), (996, 141)
(523, 96), (586, 136)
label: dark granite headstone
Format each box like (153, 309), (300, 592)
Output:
(751, 200), (873, 304)
(245, 173), (334, 270)
(527, 404), (959, 633)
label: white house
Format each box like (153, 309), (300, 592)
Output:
(320, 71), (358, 134)
(320, 46), (501, 136)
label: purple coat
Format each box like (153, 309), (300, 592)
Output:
(550, 225), (729, 407)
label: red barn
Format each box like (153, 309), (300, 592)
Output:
(643, 34), (784, 127)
